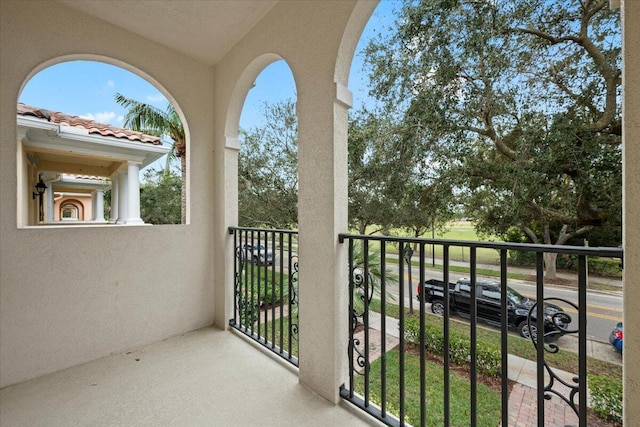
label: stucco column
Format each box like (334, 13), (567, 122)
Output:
(296, 82), (351, 403)
(125, 161), (144, 225)
(622, 0), (639, 424)
(109, 173), (119, 223)
(116, 169), (128, 224)
(45, 185), (54, 223)
(215, 138), (240, 329)
(92, 189), (107, 222)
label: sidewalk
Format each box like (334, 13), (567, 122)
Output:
(358, 311), (611, 426)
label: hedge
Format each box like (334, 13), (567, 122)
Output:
(508, 251), (622, 277)
(588, 374), (623, 424)
(404, 316), (501, 377)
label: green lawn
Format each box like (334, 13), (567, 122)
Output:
(353, 349), (502, 426)
(250, 314), (298, 359)
(364, 222), (502, 264)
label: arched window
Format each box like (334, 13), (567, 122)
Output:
(61, 203), (79, 220)
(17, 59), (185, 227)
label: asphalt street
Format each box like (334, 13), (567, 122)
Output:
(387, 261), (623, 344)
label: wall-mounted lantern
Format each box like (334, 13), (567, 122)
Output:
(32, 177), (47, 222)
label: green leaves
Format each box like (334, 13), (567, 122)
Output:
(362, 0), (621, 266)
(139, 168), (181, 224)
(114, 92), (186, 223)
(238, 100), (298, 228)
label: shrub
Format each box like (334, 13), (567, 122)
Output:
(588, 374), (622, 424)
(404, 316), (501, 377)
(247, 274), (286, 306)
(238, 293), (259, 326)
(508, 251), (622, 278)
(587, 257), (622, 277)
(508, 249), (537, 267)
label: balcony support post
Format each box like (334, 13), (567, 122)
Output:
(216, 137), (241, 329)
(622, 1), (640, 424)
(296, 81), (352, 403)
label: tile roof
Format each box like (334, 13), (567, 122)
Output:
(17, 102), (162, 145)
(62, 174), (108, 181)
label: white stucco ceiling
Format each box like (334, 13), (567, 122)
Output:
(56, 0), (279, 66)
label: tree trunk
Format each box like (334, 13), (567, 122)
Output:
(543, 252), (558, 279)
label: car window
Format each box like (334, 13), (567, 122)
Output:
(482, 288), (500, 300)
(506, 287), (527, 304)
(459, 283), (471, 293)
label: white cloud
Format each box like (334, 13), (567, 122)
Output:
(116, 115), (124, 124)
(146, 94), (166, 103)
(81, 111), (117, 124)
(107, 80), (115, 88)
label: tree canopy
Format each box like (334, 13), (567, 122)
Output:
(348, 109), (456, 236)
(139, 168), (181, 225)
(238, 100), (298, 228)
(364, 0), (621, 277)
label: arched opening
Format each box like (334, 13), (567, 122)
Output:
(237, 59), (298, 229)
(17, 59), (188, 226)
(336, 1), (624, 425)
(226, 56), (300, 361)
(59, 200), (82, 221)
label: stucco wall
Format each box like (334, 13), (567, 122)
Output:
(0, 1), (215, 387)
(622, 0), (640, 424)
(212, 0), (374, 402)
(2, 0), (637, 424)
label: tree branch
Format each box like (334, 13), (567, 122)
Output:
(520, 225), (539, 244)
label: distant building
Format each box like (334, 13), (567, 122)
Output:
(17, 103), (170, 226)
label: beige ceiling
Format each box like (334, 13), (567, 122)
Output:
(56, 0), (279, 66)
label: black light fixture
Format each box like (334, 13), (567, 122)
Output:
(32, 177), (47, 222)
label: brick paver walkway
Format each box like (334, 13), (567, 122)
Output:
(504, 383), (579, 427)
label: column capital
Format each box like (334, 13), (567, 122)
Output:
(225, 137), (241, 151)
(335, 82), (353, 109)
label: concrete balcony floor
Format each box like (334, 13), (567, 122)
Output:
(0, 327), (372, 426)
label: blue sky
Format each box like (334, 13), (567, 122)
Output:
(19, 1), (398, 134)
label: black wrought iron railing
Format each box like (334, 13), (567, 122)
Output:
(228, 226), (299, 366)
(338, 233), (623, 427)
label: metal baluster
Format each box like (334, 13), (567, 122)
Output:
(364, 238), (370, 407)
(398, 241), (406, 425)
(500, 249), (509, 425)
(443, 244), (450, 427)
(536, 252), (545, 426)
(578, 255), (588, 424)
(419, 242), (426, 427)
(470, 247), (477, 427)
(380, 240), (387, 419)
(279, 231), (284, 354)
(348, 238), (355, 398)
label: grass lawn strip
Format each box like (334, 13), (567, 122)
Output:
(353, 348), (502, 426)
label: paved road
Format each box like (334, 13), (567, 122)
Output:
(386, 262), (622, 344)
(508, 280), (622, 341)
(250, 249), (622, 343)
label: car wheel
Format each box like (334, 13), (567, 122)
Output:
(431, 301), (445, 316)
(518, 320), (537, 340)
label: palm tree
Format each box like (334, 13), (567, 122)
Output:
(114, 93), (186, 223)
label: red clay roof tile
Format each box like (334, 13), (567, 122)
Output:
(17, 102), (162, 145)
